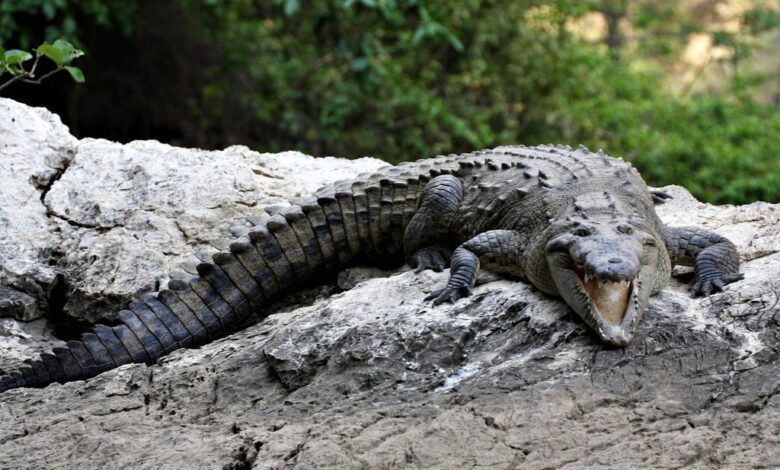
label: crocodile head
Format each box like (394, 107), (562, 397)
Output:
(544, 217), (662, 347)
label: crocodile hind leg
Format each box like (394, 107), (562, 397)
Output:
(426, 230), (524, 304)
(663, 226), (744, 296)
(404, 175), (463, 272)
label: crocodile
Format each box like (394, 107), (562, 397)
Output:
(0, 145), (743, 393)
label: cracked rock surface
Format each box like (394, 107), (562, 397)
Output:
(0, 98), (387, 324)
(1, 98), (779, 469)
(0, 98), (76, 321)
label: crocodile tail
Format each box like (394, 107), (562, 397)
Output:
(0, 253), (266, 393)
(0, 169), (437, 393)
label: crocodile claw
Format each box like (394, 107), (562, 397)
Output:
(411, 245), (451, 273)
(690, 272), (744, 297)
(425, 285), (472, 305)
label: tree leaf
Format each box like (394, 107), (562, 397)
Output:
(64, 66), (85, 83)
(412, 27), (426, 45)
(52, 39), (76, 55)
(4, 49), (32, 65)
(351, 57), (369, 71)
(284, 0), (300, 16)
(445, 31), (464, 52)
(37, 43), (67, 66)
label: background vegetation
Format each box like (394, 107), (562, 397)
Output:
(1, 0), (778, 204)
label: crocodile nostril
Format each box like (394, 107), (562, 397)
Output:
(608, 258), (622, 264)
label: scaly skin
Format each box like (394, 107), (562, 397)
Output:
(0, 145), (743, 393)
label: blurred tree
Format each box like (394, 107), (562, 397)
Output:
(0, 0), (138, 47)
(2, 0), (778, 204)
(1, 0), (215, 143)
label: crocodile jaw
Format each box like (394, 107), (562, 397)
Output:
(572, 263), (633, 326)
(547, 254), (644, 347)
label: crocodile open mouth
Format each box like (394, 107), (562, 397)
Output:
(571, 263), (633, 325)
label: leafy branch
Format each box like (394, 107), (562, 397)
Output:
(0, 39), (85, 93)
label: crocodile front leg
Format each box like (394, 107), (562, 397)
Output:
(663, 226), (744, 296)
(404, 175), (463, 272)
(426, 230), (525, 304)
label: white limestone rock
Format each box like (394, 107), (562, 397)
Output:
(0, 98), (386, 323)
(0, 98), (779, 469)
(0, 98), (76, 320)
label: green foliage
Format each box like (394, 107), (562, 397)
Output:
(179, 0), (778, 204)
(63, 65), (84, 82)
(534, 62), (780, 204)
(185, 1), (575, 158)
(0, 39), (85, 91)
(0, 0), (138, 47)
(744, 6), (780, 34)
(3, 0), (778, 204)
(3, 48), (33, 67)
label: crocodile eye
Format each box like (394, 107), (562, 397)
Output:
(616, 223), (633, 235)
(573, 228), (591, 237)
(643, 237), (657, 247)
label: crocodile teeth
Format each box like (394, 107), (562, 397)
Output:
(580, 276), (634, 326)
(593, 279), (632, 288)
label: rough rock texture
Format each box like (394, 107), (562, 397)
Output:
(0, 97), (387, 324)
(0, 99), (76, 321)
(1, 99), (779, 469)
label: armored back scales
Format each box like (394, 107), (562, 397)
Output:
(0, 145), (742, 392)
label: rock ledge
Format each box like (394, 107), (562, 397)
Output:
(0, 98), (779, 469)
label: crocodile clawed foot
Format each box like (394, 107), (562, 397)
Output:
(425, 285), (472, 305)
(690, 272), (744, 297)
(411, 245), (452, 273)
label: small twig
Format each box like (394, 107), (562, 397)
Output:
(28, 54), (42, 76)
(18, 67), (67, 86)
(0, 74), (27, 92)
(0, 54), (65, 91)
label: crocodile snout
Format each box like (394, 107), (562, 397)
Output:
(584, 253), (639, 282)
